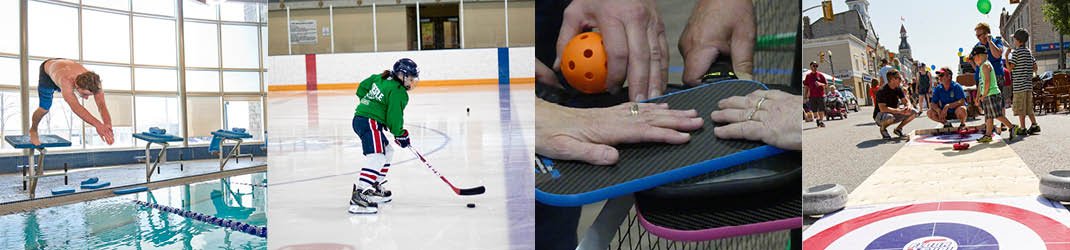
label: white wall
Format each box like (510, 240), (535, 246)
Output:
(267, 54), (307, 86)
(267, 47), (534, 86)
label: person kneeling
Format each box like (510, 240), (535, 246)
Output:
(873, 69), (917, 140)
(927, 67), (968, 129)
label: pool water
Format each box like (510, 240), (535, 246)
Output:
(0, 172), (267, 250)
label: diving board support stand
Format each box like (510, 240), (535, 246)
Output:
(141, 141), (183, 182)
(133, 132), (186, 182)
(211, 130), (255, 171)
(219, 138), (254, 170)
(5, 135), (72, 199)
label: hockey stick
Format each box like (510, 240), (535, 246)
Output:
(406, 145), (486, 196)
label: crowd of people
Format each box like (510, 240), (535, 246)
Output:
(803, 22), (1041, 143)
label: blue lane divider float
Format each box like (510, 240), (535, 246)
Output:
(51, 186), (75, 195)
(132, 200), (267, 238)
(81, 177), (99, 185)
(81, 181), (111, 189)
(114, 186), (149, 195)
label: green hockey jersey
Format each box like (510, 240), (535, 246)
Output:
(354, 73), (409, 136)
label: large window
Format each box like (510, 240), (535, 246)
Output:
(0, 91), (22, 152)
(0, 58), (18, 86)
(224, 97), (263, 141)
(133, 17), (177, 66)
(28, 2), (78, 59)
(83, 9), (131, 64)
(0, 0), (267, 153)
(184, 1), (267, 144)
(0, 0), (19, 54)
(134, 96), (180, 146)
(184, 21), (219, 68)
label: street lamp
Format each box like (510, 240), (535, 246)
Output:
(827, 50), (835, 86)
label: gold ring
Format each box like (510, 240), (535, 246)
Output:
(630, 103), (639, 116)
(746, 109), (757, 121)
(755, 97), (768, 111)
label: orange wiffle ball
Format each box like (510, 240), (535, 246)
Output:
(561, 32), (608, 94)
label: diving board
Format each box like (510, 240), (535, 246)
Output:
(5, 135), (72, 199)
(211, 129), (255, 170)
(133, 128), (184, 181)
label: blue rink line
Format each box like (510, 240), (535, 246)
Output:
(269, 124), (451, 187)
(499, 47), (534, 250)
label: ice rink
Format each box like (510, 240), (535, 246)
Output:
(266, 83), (534, 250)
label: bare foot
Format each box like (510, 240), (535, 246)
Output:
(29, 129), (40, 146)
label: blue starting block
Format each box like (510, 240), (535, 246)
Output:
(5, 135), (72, 199)
(133, 128), (185, 181)
(210, 128), (255, 170)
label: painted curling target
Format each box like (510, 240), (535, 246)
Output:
(804, 201), (1070, 250)
(865, 223), (993, 250)
(911, 133), (991, 145)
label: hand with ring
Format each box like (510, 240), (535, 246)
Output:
(709, 90), (802, 151)
(536, 99), (704, 165)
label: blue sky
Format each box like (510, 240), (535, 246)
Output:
(803, 0), (1023, 73)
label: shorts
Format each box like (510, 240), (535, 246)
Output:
(929, 107), (958, 121)
(808, 97), (825, 112)
(1012, 91), (1034, 116)
(1001, 83), (1012, 104)
(982, 94), (1004, 119)
(352, 115), (391, 155)
(874, 109), (916, 124)
(38, 59), (62, 110)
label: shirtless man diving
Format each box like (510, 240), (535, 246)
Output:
(31, 58), (114, 146)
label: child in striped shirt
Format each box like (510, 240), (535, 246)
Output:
(1008, 29), (1039, 135)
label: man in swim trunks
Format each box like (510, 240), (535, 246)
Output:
(32, 58), (114, 146)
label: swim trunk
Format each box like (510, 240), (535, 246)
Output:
(353, 115), (391, 155)
(38, 59), (62, 110)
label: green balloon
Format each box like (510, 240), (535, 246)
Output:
(977, 0), (991, 14)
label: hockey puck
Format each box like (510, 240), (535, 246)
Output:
(467, 203), (475, 208)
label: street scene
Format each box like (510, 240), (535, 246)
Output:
(800, 0), (1070, 249)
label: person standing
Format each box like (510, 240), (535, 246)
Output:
(917, 63), (932, 111)
(349, 58), (419, 214)
(969, 45), (1017, 143)
(973, 23), (1006, 105)
(804, 61), (828, 127)
(1008, 29), (1040, 135)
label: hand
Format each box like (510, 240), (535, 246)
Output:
(394, 129), (411, 148)
(679, 0), (755, 85)
(96, 124), (114, 145)
(709, 90), (801, 151)
(554, 0), (667, 101)
(536, 61), (561, 89)
(536, 101), (703, 165)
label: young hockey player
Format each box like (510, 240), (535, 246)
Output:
(349, 58), (418, 214)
